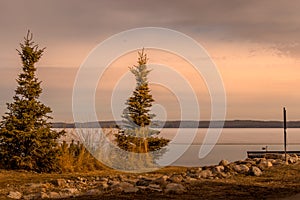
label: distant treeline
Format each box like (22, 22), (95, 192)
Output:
(52, 120), (300, 128)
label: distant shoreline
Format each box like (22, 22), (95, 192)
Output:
(52, 120), (300, 128)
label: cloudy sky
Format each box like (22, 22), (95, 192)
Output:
(0, 0), (300, 122)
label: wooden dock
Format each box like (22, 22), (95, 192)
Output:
(247, 151), (300, 159)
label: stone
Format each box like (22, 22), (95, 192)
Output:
(107, 180), (120, 186)
(40, 192), (49, 199)
(152, 175), (168, 186)
(165, 183), (186, 194)
(257, 160), (273, 170)
(58, 188), (79, 198)
(198, 169), (213, 179)
(147, 184), (163, 192)
(289, 156), (298, 164)
(98, 181), (109, 189)
(136, 178), (152, 186)
(48, 192), (61, 199)
(110, 182), (138, 193)
(7, 191), (22, 199)
(219, 159), (230, 166)
(272, 159), (284, 166)
(216, 172), (228, 178)
(233, 164), (249, 174)
(168, 174), (183, 183)
(185, 177), (198, 182)
(23, 192), (49, 200)
(84, 189), (101, 196)
(100, 177), (108, 182)
(55, 179), (67, 187)
(213, 165), (225, 173)
(62, 187), (79, 195)
(251, 166), (263, 176)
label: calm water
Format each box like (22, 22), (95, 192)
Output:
(61, 128), (300, 167)
(159, 128), (300, 166)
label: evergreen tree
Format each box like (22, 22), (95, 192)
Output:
(115, 49), (169, 154)
(0, 31), (64, 172)
(122, 49), (155, 130)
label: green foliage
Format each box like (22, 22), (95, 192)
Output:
(122, 49), (155, 128)
(115, 49), (169, 155)
(0, 31), (64, 172)
(115, 134), (170, 153)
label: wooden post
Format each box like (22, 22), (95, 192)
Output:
(283, 107), (287, 162)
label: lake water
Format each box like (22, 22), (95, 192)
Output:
(61, 128), (300, 167)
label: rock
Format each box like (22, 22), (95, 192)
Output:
(168, 174), (183, 183)
(99, 177), (108, 182)
(58, 188), (79, 198)
(257, 160), (273, 170)
(40, 192), (49, 199)
(48, 192), (60, 199)
(62, 188), (79, 195)
(165, 183), (186, 194)
(98, 181), (109, 189)
(213, 165), (225, 173)
(55, 179), (67, 187)
(23, 194), (37, 200)
(272, 159), (284, 166)
(136, 178), (152, 186)
(110, 182), (138, 193)
(83, 189), (101, 196)
(198, 169), (213, 179)
(251, 166), (263, 176)
(107, 180), (120, 186)
(233, 164), (249, 174)
(289, 156), (298, 164)
(184, 176), (198, 182)
(216, 172), (228, 178)
(147, 184), (163, 192)
(7, 191), (22, 199)
(23, 192), (49, 200)
(219, 159), (230, 166)
(152, 175), (168, 186)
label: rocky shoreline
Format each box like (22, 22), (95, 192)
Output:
(5, 153), (299, 199)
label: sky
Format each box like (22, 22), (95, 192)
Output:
(0, 0), (300, 122)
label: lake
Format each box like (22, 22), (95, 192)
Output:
(60, 128), (300, 167)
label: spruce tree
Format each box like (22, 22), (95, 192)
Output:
(0, 31), (64, 172)
(115, 49), (169, 153)
(122, 49), (155, 130)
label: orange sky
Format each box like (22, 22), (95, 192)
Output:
(0, 0), (299, 122)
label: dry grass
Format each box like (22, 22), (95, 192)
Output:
(58, 141), (109, 172)
(1, 163), (300, 199)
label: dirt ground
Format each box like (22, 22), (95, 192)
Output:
(1, 163), (300, 200)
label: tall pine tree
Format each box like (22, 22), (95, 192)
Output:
(115, 49), (169, 153)
(0, 31), (64, 172)
(122, 49), (155, 130)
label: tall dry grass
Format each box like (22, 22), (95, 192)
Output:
(58, 140), (108, 172)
